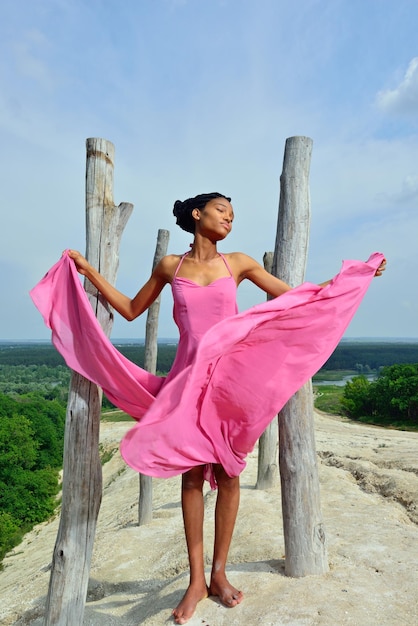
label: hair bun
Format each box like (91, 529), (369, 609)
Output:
(172, 200), (183, 218)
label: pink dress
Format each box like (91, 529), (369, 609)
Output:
(30, 250), (385, 486)
(150, 252), (238, 486)
(163, 252), (238, 385)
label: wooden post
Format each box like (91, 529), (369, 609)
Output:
(44, 139), (133, 625)
(139, 228), (170, 526)
(273, 136), (328, 577)
(143, 229), (170, 376)
(256, 252), (279, 490)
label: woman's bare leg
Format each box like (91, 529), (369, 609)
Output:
(172, 466), (208, 625)
(209, 464), (243, 607)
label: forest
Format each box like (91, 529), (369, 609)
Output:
(321, 340), (418, 370)
(2, 340), (418, 373)
(0, 392), (65, 562)
(342, 363), (418, 428)
(0, 339), (417, 564)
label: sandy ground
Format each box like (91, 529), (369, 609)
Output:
(1, 411), (418, 626)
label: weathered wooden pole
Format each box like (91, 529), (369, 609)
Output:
(256, 251), (279, 490)
(139, 228), (170, 526)
(44, 139), (133, 625)
(273, 136), (328, 577)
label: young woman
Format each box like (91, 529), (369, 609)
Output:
(67, 193), (298, 623)
(33, 192), (385, 625)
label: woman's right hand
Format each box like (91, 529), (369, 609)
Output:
(66, 250), (91, 276)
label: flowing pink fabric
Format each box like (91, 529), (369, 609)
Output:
(30, 254), (165, 416)
(30, 251), (385, 483)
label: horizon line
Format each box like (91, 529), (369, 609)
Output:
(1, 336), (418, 344)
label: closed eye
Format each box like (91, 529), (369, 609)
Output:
(217, 208), (234, 221)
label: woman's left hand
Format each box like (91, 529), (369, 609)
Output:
(375, 259), (387, 277)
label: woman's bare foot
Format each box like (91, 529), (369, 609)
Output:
(172, 582), (208, 624)
(209, 573), (244, 608)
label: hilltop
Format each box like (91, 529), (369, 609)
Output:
(1, 412), (418, 625)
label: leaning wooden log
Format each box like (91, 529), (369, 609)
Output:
(273, 136), (329, 577)
(256, 251), (279, 490)
(139, 228), (170, 526)
(43, 138), (133, 625)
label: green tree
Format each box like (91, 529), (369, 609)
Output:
(342, 364), (418, 426)
(0, 467), (58, 524)
(0, 511), (20, 561)
(13, 395), (66, 468)
(0, 414), (38, 477)
(0, 393), (65, 562)
(341, 375), (372, 418)
(0, 394), (65, 469)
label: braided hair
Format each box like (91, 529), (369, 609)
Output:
(172, 192), (231, 234)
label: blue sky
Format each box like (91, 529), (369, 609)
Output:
(1, 0), (417, 340)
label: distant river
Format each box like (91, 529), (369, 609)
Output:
(314, 374), (376, 387)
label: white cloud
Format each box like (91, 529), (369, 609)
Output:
(377, 57), (418, 115)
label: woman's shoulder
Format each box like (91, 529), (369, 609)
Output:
(223, 251), (260, 269)
(160, 253), (185, 264)
(154, 253), (186, 281)
(223, 252), (265, 283)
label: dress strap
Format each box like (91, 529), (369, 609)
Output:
(219, 253), (234, 278)
(173, 252), (189, 278)
(174, 251), (233, 278)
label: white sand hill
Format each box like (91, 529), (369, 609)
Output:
(1, 411), (418, 625)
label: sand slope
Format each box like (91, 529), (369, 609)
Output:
(1, 412), (417, 626)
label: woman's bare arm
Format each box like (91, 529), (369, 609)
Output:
(317, 259), (387, 288)
(227, 253), (387, 296)
(67, 250), (174, 321)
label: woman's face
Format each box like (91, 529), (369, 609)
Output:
(193, 198), (234, 240)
